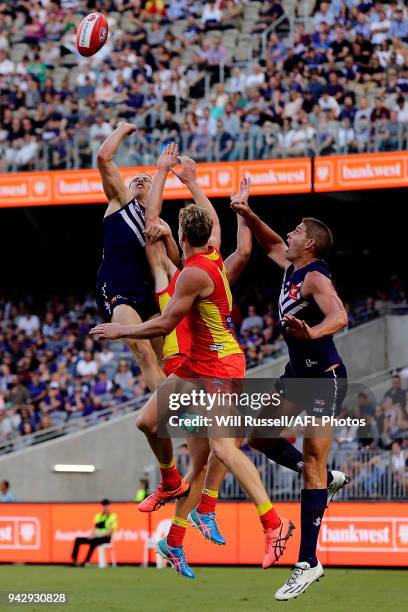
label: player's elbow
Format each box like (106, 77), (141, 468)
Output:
(237, 243), (252, 261)
(96, 147), (112, 165)
(158, 316), (174, 336)
(338, 310), (348, 330)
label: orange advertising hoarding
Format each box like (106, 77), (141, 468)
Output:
(314, 152), (408, 192)
(0, 502), (407, 566)
(0, 159), (311, 208)
(1, 153), (407, 208)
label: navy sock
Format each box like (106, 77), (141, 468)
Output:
(263, 439), (333, 485)
(298, 488), (327, 567)
(263, 438), (304, 473)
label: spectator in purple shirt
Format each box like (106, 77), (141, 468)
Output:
(126, 83), (145, 111)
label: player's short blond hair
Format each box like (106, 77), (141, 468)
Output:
(179, 203), (213, 247)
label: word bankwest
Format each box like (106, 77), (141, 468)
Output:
(168, 415), (366, 428)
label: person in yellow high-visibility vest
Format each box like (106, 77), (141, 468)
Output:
(71, 499), (118, 566)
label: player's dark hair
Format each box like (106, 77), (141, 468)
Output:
(2, 480), (9, 488)
(302, 217), (333, 255)
(179, 203), (213, 247)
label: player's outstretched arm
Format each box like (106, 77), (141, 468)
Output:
(96, 122), (136, 214)
(145, 143), (179, 229)
(90, 268), (209, 340)
(144, 143), (180, 267)
(284, 272), (348, 340)
(231, 197), (288, 269)
(171, 156), (221, 249)
(225, 178), (252, 285)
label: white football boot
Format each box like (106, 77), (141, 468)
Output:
(275, 560), (324, 601)
(327, 470), (350, 506)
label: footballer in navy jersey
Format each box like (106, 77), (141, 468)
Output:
(95, 123), (179, 391)
(230, 204), (349, 600)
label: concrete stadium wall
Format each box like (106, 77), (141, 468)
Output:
(1, 316), (407, 502)
(0, 413), (152, 503)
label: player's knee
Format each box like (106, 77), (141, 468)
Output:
(127, 340), (157, 369)
(135, 410), (157, 435)
(189, 459), (208, 480)
(138, 344), (158, 369)
(209, 441), (231, 466)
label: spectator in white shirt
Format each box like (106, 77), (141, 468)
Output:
(245, 64), (266, 88)
(394, 95), (408, 123)
(0, 50), (14, 74)
(76, 352), (99, 377)
(227, 66), (247, 93)
(312, 1), (334, 28)
(319, 91), (340, 117)
(240, 305), (264, 334)
(114, 360), (134, 391)
(96, 346), (115, 368)
(17, 312), (40, 335)
(369, 10), (391, 45)
(202, 1), (222, 26)
(277, 118), (296, 156)
(90, 115), (113, 143)
(283, 90), (303, 120)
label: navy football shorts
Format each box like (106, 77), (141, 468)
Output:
(96, 281), (157, 323)
(277, 361), (348, 418)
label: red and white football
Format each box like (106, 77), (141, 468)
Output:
(76, 13), (108, 57)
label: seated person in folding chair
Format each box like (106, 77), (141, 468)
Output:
(71, 499), (118, 567)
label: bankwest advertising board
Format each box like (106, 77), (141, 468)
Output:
(1, 152), (408, 208)
(0, 503), (406, 566)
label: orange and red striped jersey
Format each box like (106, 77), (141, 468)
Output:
(156, 269), (191, 360)
(183, 246), (243, 361)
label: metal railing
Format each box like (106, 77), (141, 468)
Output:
(261, 14), (292, 57)
(173, 448), (408, 502)
(0, 393), (149, 456)
(4, 122), (408, 173)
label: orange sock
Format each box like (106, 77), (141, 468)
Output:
(257, 502), (281, 530)
(197, 488), (218, 514)
(167, 516), (189, 547)
(159, 459), (181, 491)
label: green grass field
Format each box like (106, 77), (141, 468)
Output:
(1, 565), (406, 612)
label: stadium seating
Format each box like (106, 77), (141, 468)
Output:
(1, 1), (408, 171)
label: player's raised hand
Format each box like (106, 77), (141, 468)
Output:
(145, 220), (171, 244)
(171, 155), (197, 185)
(283, 315), (315, 339)
(116, 122), (137, 136)
(157, 142), (179, 171)
(90, 323), (126, 340)
(230, 177), (252, 217)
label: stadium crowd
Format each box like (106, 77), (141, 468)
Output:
(0, 276), (406, 450)
(1, 1), (408, 170)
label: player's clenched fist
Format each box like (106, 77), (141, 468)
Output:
(116, 122), (137, 136)
(145, 220), (171, 244)
(90, 323), (127, 340)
